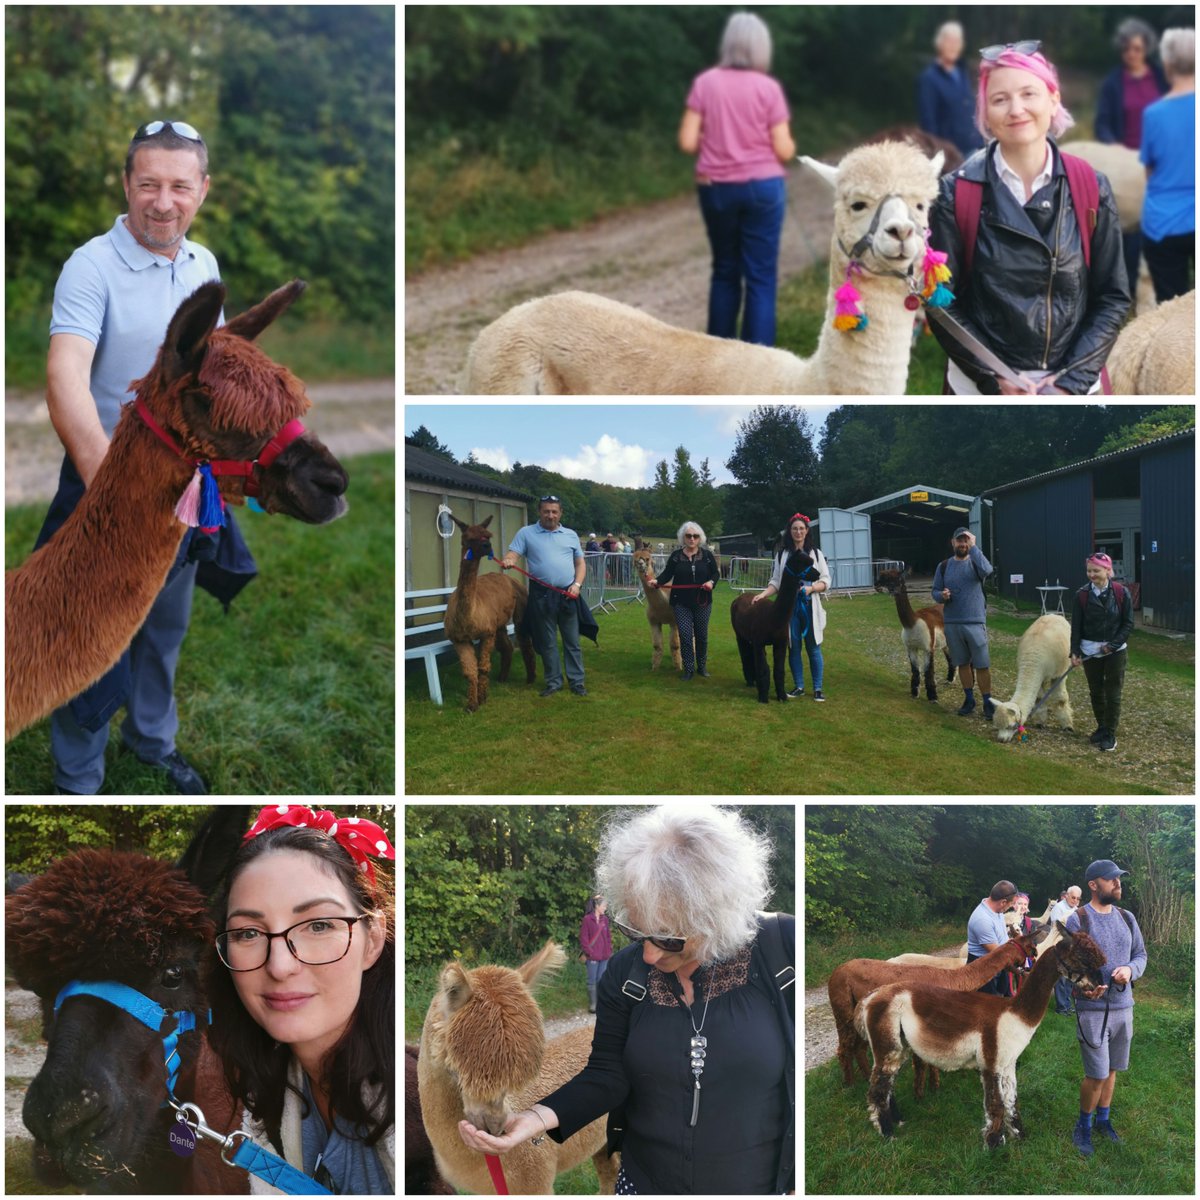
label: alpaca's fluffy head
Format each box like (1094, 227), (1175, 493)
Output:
(6, 849), (213, 1000)
(992, 699), (1025, 742)
(802, 141), (944, 276)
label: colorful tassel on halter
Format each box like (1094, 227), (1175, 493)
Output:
(921, 242), (955, 308)
(176, 463), (226, 532)
(832, 262), (868, 332)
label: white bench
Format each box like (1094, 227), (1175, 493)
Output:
(403, 587), (516, 706)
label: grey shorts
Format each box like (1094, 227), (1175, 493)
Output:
(1076, 1007), (1133, 1077)
(944, 622), (990, 668)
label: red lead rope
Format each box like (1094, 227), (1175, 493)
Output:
(484, 1153), (509, 1194)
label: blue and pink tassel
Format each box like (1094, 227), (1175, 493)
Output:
(175, 463), (226, 533)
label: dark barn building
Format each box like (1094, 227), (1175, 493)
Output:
(984, 430), (1194, 631)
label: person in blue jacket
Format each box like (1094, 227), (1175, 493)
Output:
(917, 21), (985, 156)
(931, 527), (994, 718)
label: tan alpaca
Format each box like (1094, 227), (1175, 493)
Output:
(418, 941), (617, 1194)
(5, 281), (348, 741)
(632, 542), (682, 670)
(443, 516), (536, 712)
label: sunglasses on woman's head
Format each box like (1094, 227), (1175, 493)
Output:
(979, 40), (1042, 61)
(613, 918), (688, 953)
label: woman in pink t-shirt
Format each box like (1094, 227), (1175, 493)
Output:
(679, 12), (795, 346)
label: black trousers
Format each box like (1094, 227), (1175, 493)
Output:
(1142, 230), (1195, 303)
(967, 951), (1012, 996)
(1082, 648), (1127, 733)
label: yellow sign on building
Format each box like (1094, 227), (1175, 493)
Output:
(910, 491), (929, 502)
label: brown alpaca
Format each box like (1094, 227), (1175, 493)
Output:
(6, 819), (247, 1192)
(444, 516), (536, 712)
(5, 280), (348, 741)
(874, 565), (954, 701)
(729, 545), (810, 702)
(632, 541), (682, 670)
(418, 941), (617, 1194)
(829, 928), (1045, 1098)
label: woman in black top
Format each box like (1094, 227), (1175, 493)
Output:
(458, 805), (794, 1195)
(1070, 552), (1134, 752)
(647, 522), (721, 680)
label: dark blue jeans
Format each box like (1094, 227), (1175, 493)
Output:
(697, 176), (786, 344)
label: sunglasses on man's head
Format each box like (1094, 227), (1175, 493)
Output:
(133, 119), (204, 143)
(979, 40), (1042, 61)
(612, 918), (688, 953)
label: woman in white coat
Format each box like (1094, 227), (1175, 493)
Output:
(751, 512), (831, 700)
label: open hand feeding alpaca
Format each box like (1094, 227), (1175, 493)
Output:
(5, 281), (348, 741)
(444, 515), (536, 712)
(462, 141), (946, 395)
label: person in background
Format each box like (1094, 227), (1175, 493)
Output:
(1070, 552), (1134, 753)
(679, 11), (796, 346)
(1095, 18), (1168, 292)
(585, 533), (601, 553)
(580, 894), (613, 1015)
(966, 880), (1018, 996)
(918, 21), (985, 156)
(1006, 892), (1034, 994)
(1051, 885), (1083, 1014)
(1140, 27), (1195, 303)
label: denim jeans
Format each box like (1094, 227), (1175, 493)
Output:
(788, 600), (823, 692)
(697, 176), (786, 345)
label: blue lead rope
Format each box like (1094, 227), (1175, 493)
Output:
(230, 1136), (332, 1195)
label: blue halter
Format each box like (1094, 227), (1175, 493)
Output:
(54, 980), (210, 1102)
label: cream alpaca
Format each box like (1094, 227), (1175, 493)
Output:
(1107, 289), (1195, 394)
(462, 142), (944, 395)
(991, 615), (1075, 743)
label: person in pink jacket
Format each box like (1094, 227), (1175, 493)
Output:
(580, 894), (613, 1013)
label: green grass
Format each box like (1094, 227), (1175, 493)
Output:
(5, 451), (394, 795)
(406, 587), (1193, 794)
(807, 969), (1194, 1194)
(4, 310), (394, 391)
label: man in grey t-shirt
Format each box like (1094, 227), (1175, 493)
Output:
(932, 527), (994, 720)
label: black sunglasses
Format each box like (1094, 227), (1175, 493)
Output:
(979, 40), (1042, 61)
(612, 918), (688, 954)
(133, 119), (204, 143)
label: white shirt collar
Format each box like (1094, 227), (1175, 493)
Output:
(993, 142), (1053, 205)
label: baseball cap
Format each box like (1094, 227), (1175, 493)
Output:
(952, 526), (972, 539)
(1084, 859), (1128, 882)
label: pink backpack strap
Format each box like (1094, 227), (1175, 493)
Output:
(953, 175), (984, 276)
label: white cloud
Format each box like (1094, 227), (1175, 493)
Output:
(469, 446), (511, 471)
(546, 434), (661, 487)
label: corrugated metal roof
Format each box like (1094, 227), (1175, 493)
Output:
(404, 443), (533, 501)
(982, 428), (1194, 496)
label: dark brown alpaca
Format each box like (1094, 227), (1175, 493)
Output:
(5, 281), (349, 740)
(6, 808), (250, 1192)
(828, 930), (1043, 1098)
(874, 565), (955, 701)
(444, 516), (536, 712)
(730, 545), (811, 702)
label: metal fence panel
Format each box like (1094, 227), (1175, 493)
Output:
(727, 556), (775, 592)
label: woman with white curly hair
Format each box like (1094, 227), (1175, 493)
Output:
(646, 522), (720, 680)
(459, 805), (795, 1194)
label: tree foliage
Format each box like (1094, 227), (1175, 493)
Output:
(6, 5), (393, 322)
(1096, 407), (1195, 454)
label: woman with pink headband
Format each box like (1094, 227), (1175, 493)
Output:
(1069, 553), (1134, 752)
(928, 41), (1130, 395)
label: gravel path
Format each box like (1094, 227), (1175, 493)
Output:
(404, 167), (835, 394)
(6, 982), (43, 1143)
(4, 378), (395, 506)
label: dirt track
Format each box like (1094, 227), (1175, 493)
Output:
(404, 168), (836, 394)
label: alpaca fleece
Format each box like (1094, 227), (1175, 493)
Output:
(6, 849), (213, 999)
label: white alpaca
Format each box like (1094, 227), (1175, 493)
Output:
(991, 615), (1074, 743)
(461, 142), (944, 395)
(1107, 290), (1195, 395)
(1063, 141), (1144, 233)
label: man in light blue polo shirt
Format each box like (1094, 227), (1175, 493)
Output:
(966, 879), (1018, 995)
(37, 120), (239, 793)
(502, 496), (589, 696)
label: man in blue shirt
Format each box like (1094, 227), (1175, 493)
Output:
(502, 496), (589, 696)
(966, 880), (1018, 995)
(1066, 859), (1147, 1156)
(39, 120), (240, 793)
(932, 528), (994, 719)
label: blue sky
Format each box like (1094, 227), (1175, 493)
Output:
(403, 403), (838, 487)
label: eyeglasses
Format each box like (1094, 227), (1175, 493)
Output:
(133, 119), (204, 143)
(979, 40), (1042, 61)
(612, 918), (688, 954)
(684, 533), (701, 539)
(216, 915), (370, 971)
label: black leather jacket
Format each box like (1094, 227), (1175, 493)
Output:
(929, 140), (1130, 394)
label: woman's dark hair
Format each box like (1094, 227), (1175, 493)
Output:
(206, 825), (395, 1148)
(774, 515), (810, 557)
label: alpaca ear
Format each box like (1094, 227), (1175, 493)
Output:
(164, 281), (225, 379)
(481, 515), (494, 529)
(223, 279), (307, 341)
(452, 516), (469, 534)
(1055, 919), (1073, 939)
(799, 155), (839, 188)
(929, 150), (945, 177)
(440, 962), (474, 1015)
(519, 939), (567, 990)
